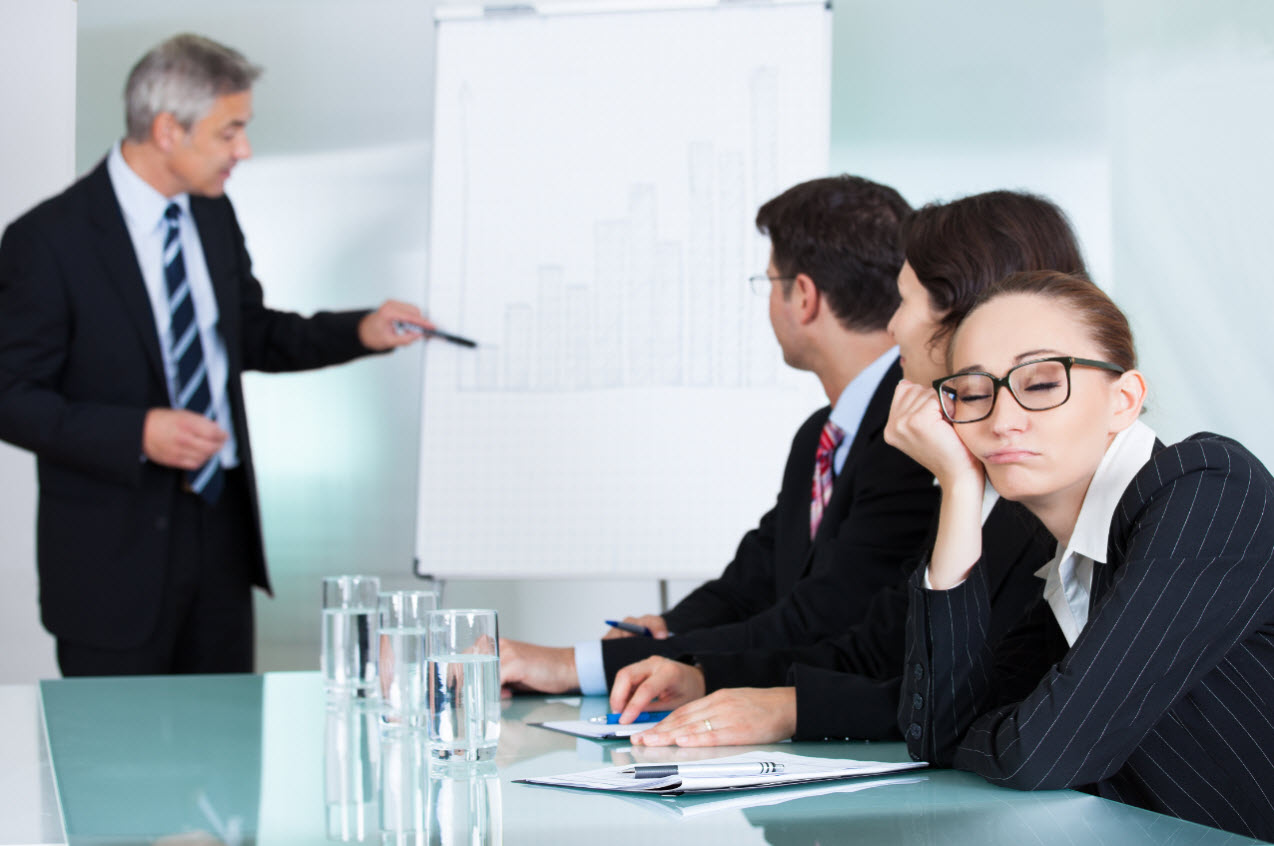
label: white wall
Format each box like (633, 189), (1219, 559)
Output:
(0, 0), (75, 683)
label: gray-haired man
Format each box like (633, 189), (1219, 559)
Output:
(0, 34), (430, 676)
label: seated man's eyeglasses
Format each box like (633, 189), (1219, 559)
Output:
(932, 356), (1126, 424)
(747, 273), (796, 296)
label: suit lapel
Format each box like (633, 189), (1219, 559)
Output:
(1095, 437), (1168, 604)
(83, 162), (167, 389)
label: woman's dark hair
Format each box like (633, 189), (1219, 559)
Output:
(958, 270), (1137, 372)
(903, 191), (1088, 353)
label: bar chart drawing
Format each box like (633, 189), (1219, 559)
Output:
(453, 158), (777, 394)
(419, 2), (833, 579)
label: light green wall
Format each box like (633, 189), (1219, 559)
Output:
(830, 0), (1274, 467)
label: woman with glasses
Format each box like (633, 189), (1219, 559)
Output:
(887, 270), (1274, 839)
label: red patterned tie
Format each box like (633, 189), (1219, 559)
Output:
(810, 419), (846, 539)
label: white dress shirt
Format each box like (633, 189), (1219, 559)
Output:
(573, 348), (901, 696)
(1035, 418), (1157, 645)
(107, 143), (238, 468)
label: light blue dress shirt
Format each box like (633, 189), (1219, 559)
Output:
(574, 348), (901, 695)
(106, 143), (238, 469)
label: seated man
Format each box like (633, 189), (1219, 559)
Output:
(500, 175), (939, 696)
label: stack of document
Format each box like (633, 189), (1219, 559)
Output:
(514, 750), (927, 795)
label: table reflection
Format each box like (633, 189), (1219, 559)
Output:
(40, 675), (263, 845)
(325, 701), (380, 842)
(323, 698), (502, 845)
(34, 675), (1253, 846)
(428, 762), (501, 846)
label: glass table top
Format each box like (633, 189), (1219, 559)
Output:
(26, 672), (1268, 845)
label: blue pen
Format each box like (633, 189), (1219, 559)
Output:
(589, 710), (673, 725)
(604, 619), (654, 637)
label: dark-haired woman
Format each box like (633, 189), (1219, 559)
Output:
(888, 271), (1274, 839)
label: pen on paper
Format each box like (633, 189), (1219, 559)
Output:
(621, 761), (786, 779)
(589, 710), (672, 725)
(392, 320), (478, 348)
(604, 619), (654, 637)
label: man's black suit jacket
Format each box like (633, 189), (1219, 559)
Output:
(600, 360), (939, 684)
(0, 160), (373, 649)
(902, 434), (1274, 841)
(689, 497), (1054, 740)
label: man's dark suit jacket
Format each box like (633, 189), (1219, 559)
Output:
(600, 360), (939, 685)
(690, 497), (1054, 741)
(0, 159), (373, 649)
(902, 434), (1274, 841)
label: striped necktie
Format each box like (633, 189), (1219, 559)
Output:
(809, 418), (845, 539)
(163, 203), (224, 504)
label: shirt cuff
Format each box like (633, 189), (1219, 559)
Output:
(922, 567), (967, 591)
(573, 640), (608, 696)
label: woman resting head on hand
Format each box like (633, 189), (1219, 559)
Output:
(620, 191), (1083, 748)
(897, 270), (1274, 841)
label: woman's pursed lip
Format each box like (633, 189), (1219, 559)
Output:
(984, 448), (1038, 464)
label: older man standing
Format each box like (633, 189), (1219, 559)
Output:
(0, 34), (430, 676)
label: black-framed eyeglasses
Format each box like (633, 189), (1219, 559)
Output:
(932, 356), (1126, 424)
(747, 273), (795, 296)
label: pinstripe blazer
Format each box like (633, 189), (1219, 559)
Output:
(900, 433), (1274, 840)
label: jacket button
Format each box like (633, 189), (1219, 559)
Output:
(913, 663), (924, 681)
(908, 723), (922, 739)
(155, 516), (168, 531)
(912, 693), (923, 710)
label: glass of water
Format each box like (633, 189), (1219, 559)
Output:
(378, 590), (438, 728)
(426, 609), (500, 762)
(322, 575), (381, 698)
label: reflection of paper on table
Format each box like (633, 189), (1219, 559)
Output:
(514, 750), (928, 795)
(611, 774), (929, 818)
(529, 718), (653, 740)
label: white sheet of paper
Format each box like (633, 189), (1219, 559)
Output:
(614, 774), (930, 819)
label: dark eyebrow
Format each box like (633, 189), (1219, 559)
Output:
(1014, 348), (1061, 363)
(953, 349), (1063, 375)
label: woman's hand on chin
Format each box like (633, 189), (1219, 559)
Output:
(885, 379), (984, 490)
(887, 380), (987, 590)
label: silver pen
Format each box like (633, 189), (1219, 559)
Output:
(621, 761), (784, 779)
